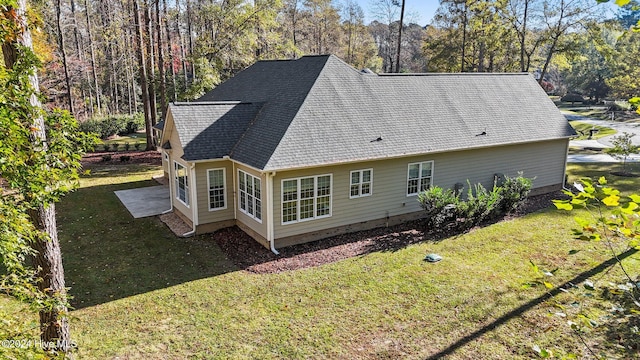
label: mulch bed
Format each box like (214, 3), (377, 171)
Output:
(212, 191), (562, 274)
(82, 151), (162, 167)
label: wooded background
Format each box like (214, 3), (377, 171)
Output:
(36, 0), (640, 124)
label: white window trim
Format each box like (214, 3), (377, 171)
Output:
(406, 161), (434, 196)
(174, 161), (190, 207)
(163, 151), (169, 162)
(281, 174), (333, 225)
(238, 170), (262, 223)
(349, 168), (373, 199)
(207, 168), (227, 211)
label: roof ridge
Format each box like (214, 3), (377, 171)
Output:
(261, 55), (335, 170)
(377, 72), (531, 77)
(228, 103), (267, 158)
(173, 101), (256, 106)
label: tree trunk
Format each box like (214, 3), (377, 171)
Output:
(164, 0), (177, 102)
(395, 0), (405, 73)
(85, 0), (101, 114)
(2, 0), (71, 352)
(186, 0), (194, 83)
(157, 0), (167, 115)
(133, 0), (155, 150)
(461, 2), (467, 72)
(56, 0), (74, 114)
(519, 0), (529, 72)
(144, 0), (157, 127)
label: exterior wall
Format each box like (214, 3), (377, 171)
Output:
(161, 149), (169, 178)
(234, 163), (268, 240)
(272, 139), (568, 242)
(164, 113), (192, 222)
(194, 161), (235, 225)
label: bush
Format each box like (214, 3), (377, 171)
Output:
(499, 173), (533, 212)
(101, 154), (112, 162)
(119, 155), (131, 162)
(111, 143), (119, 152)
(418, 187), (460, 229)
(101, 144), (110, 152)
(418, 174), (533, 232)
(124, 142), (131, 151)
(561, 93), (584, 103)
(79, 113), (144, 139)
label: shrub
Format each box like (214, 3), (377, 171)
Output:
(79, 113), (145, 139)
(101, 154), (112, 162)
(561, 93), (584, 103)
(134, 143), (142, 151)
(111, 143), (119, 152)
(101, 144), (110, 152)
(119, 155), (131, 162)
(124, 142), (131, 151)
(499, 173), (533, 212)
(418, 174), (534, 233)
(418, 187), (460, 228)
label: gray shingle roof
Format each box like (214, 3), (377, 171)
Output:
(169, 55), (575, 170)
(169, 102), (263, 161)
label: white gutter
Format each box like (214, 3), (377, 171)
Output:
(183, 163), (198, 237)
(266, 171), (279, 255)
(562, 140), (572, 191)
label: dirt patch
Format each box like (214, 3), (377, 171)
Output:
(211, 191), (562, 274)
(82, 151), (162, 166)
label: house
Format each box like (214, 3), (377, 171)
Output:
(159, 55), (576, 253)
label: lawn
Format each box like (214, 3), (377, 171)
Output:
(98, 133), (147, 151)
(3, 163), (639, 359)
(569, 121), (617, 140)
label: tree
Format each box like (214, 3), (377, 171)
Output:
(1, 0), (94, 355)
(606, 132), (639, 174)
(547, 177), (640, 357)
(538, 0), (599, 85)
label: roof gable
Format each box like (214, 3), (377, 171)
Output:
(169, 102), (263, 161)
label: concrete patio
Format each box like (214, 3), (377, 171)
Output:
(114, 185), (171, 218)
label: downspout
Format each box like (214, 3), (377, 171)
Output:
(266, 171), (279, 255)
(562, 138), (572, 191)
(183, 162), (198, 236)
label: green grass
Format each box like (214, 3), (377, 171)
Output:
(569, 121), (617, 140)
(3, 163), (639, 359)
(98, 133), (146, 151)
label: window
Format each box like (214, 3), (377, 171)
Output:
(407, 161), (433, 196)
(163, 151), (169, 162)
(238, 170), (261, 222)
(350, 169), (372, 198)
(281, 174), (332, 224)
(207, 169), (226, 210)
(174, 162), (189, 206)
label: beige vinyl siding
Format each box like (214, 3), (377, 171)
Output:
(164, 114), (192, 222)
(273, 139), (568, 239)
(195, 161), (235, 225)
(235, 164), (268, 239)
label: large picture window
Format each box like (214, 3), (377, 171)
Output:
(350, 169), (372, 198)
(207, 168), (226, 210)
(282, 174), (332, 224)
(174, 162), (189, 206)
(239, 170), (261, 222)
(407, 161), (433, 196)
